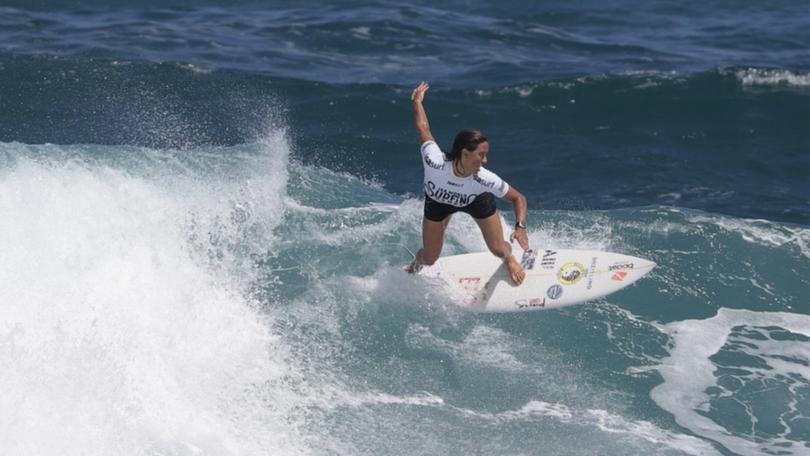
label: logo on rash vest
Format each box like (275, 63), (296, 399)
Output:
(423, 153), (445, 170)
(472, 172), (496, 189)
(557, 262), (585, 285)
(425, 181), (477, 206)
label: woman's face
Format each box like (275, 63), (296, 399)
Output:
(463, 141), (489, 171)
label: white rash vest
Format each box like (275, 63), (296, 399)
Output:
(421, 140), (509, 207)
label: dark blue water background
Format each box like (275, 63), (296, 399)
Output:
(1, 0), (808, 223)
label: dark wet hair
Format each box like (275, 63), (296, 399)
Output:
(448, 129), (488, 161)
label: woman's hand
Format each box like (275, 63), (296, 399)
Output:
(411, 81), (429, 103)
(412, 82), (434, 142)
(510, 228), (530, 251)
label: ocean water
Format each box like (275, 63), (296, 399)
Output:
(0, 1), (808, 455)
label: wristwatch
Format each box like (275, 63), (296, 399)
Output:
(515, 221), (527, 230)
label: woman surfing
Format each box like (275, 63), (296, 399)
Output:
(406, 81), (530, 285)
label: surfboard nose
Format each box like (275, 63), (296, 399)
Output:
(634, 257), (657, 270)
(622, 255), (656, 285)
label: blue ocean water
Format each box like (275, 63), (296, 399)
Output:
(0, 1), (808, 455)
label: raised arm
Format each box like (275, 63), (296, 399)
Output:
(411, 82), (435, 144)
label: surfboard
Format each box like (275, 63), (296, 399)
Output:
(416, 248), (656, 313)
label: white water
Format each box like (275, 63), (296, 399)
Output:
(0, 136), (312, 455)
(651, 308), (810, 456)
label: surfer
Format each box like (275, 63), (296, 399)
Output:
(406, 81), (529, 285)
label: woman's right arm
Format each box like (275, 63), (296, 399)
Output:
(411, 82), (434, 144)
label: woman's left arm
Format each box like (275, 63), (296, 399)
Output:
(503, 187), (529, 250)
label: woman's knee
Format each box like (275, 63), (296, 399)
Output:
(487, 239), (511, 259)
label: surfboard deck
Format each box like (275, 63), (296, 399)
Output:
(415, 248), (656, 313)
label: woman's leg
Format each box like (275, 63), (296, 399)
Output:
(406, 215), (451, 272)
(473, 212), (526, 285)
(418, 215), (451, 265)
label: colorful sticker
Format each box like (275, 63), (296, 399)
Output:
(558, 262), (585, 285)
(520, 249), (538, 270)
(612, 271), (628, 281)
(547, 284), (563, 300)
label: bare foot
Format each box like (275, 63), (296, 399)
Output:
(505, 256), (526, 285)
(403, 258), (421, 274)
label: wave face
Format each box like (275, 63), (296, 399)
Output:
(1, 1), (808, 455)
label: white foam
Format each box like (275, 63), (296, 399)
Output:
(177, 62), (214, 74)
(689, 213), (810, 258)
(650, 308), (810, 455)
(349, 26), (371, 39)
(325, 376), (716, 455)
(349, 391), (445, 408)
(735, 68), (810, 88)
(360, 393), (719, 456)
(0, 135), (311, 455)
(435, 399), (574, 423)
(504, 401), (573, 421)
(585, 409), (719, 456)
(499, 84), (536, 97)
(528, 211), (615, 252)
(310, 265), (721, 455)
(405, 323), (529, 372)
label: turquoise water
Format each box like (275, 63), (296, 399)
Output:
(1, 141), (807, 455)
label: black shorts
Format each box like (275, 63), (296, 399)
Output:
(424, 192), (497, 222)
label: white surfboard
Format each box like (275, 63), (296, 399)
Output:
(417, 248), (656, 313)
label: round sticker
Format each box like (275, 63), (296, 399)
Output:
(557, 262), (585, 285)
(547, 284), (563, 300)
